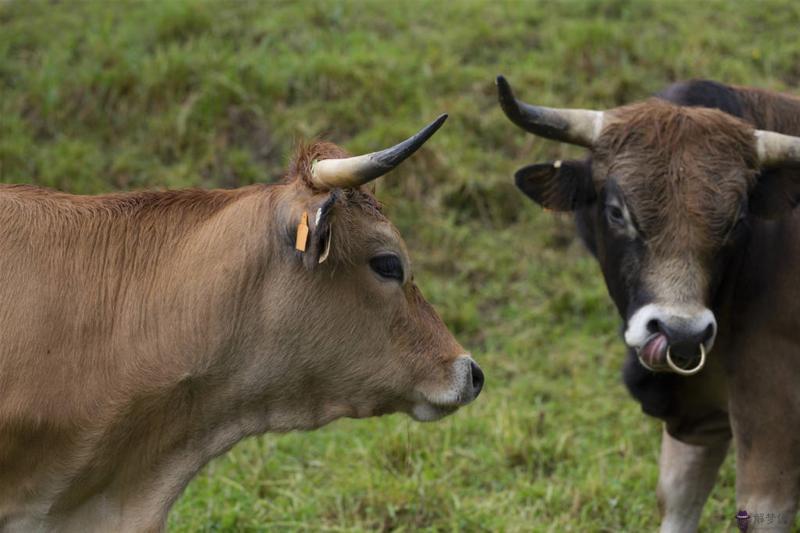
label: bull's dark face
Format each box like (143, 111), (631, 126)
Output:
(581, 101), (758, 371)
(504, 90), (800, 374)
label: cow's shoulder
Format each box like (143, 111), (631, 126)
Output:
(657, 79), (745, 119)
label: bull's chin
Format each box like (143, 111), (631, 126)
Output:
(409, 402), (460, 422)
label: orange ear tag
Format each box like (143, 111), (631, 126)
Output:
(295, 212), (309, 252)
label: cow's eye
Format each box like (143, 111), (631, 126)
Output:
(370, 254), (404, 282)
(606, 204), (626, 226)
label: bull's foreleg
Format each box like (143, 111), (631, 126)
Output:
(732, 408), (800, 531)
(729, 336), (800, 533)
(657, 427), (729, 533)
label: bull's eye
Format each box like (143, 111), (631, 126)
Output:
(369, 254), (404, 282)
(606, 204), (626, 226)
(726, 213), (748, 241)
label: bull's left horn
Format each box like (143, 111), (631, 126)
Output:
(755, 129), (800, 166)
(496, 75), (604, 148)
(311, 114), (448, 189)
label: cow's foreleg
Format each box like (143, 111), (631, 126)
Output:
(657, 427), (729, 533)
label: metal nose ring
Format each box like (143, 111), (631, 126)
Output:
(666, 343), (706, 376)
(637, 352), (658, 372)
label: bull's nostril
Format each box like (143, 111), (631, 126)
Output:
(646, 319), (662, 335)
(702, 323), (715, 344)
(470, 361), (484, 398)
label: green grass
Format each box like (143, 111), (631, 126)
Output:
(3, 0), (800, 530)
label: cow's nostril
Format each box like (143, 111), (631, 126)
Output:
(470, 360), (484, 398)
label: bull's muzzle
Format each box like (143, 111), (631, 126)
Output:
(626, 303), (716, 376)
(638, 343), (706, 376)
(665, 343), (706, 375)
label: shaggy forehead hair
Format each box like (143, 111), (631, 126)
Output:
(284, 141), (391, 266)
(287, 140), (385, 220)
(593, 99), (760, 251)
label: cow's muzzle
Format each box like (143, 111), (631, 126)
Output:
(411, 356), (484, 421)
(467, 359), (484, 399)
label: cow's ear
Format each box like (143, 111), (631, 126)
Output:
(514, 159), (595, 211)
(750, 165), (800, 219)
(295, 190), (339, 269)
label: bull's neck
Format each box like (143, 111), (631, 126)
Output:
(735, 86), (800, 136)
(710, 232), (750, 362)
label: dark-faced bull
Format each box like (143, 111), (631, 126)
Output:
(498, 76), (800, 532)
(0, 115), (484, 532)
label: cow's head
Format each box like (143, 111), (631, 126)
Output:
(497, 76), (800, 375)
(249, 115), (482, 428)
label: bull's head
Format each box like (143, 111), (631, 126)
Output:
(255, 115), (482, 428)
(497, 76), (800, 375)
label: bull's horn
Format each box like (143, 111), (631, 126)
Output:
(311, 114), (448, 189)
(496, 75), (604, 148)
(755, 129), (800, 166)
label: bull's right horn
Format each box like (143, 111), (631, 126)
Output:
(755, 129), (800, 166)
(311, 114), (447, 190)
(496, 75), (604, 148)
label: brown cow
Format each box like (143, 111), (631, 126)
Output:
(0, 115), (484, 532)
(498, 77), (800, 532)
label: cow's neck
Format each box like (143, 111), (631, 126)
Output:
(0, 184), (308, 531)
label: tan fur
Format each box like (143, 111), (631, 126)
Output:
(0, 143), (471, 531)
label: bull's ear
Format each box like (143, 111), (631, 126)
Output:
(750, 165), (800, 219)
(298, 190), (339, 269)
(514, 159), (595, 211)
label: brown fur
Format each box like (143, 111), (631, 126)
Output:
(583, 88), (800, 530)
(507, 80), (800, 531)
(734, 86), (800, 134)
(594, 99), (759, 252)
(0, 142), (474, 531)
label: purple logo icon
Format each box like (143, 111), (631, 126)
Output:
(736, 510), (750, 532)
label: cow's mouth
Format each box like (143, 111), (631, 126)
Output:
(637, 334), (706, 375)
(410, 402), (460, 422)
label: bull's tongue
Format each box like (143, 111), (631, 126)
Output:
(639, 334), (668, 367)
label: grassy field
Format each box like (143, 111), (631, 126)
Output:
(3, 0), (800, 530)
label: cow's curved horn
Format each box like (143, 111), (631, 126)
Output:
(496, 75), (604, 148)
(755, 129), (800, 166)
(311, 114), (448, 189)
